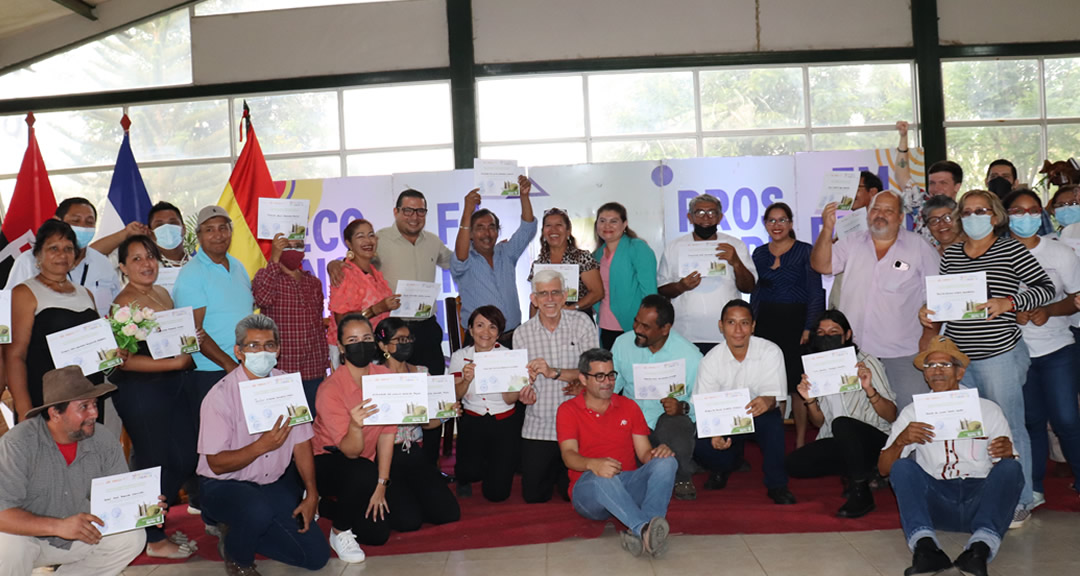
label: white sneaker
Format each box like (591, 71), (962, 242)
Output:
(329, 529), (366, 563)
(1009, 507), (1031, 529)
(1032, 491), (1046, 509)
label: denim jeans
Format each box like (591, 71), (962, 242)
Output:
(890, 458), (1023, 562)
(959, 341), (1033, 509)
(693, 408), (788, 489)
(1024, 343), (1080, 494)
(571, 456), (677, 535)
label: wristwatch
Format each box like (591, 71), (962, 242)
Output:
(377, 477), (391, 487)
(679, 401), (691, 415)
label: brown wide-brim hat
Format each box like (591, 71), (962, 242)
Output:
(913, 336), (971, 371)
(25, 366), (117, 419)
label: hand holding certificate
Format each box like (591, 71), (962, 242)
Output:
(427, 375), (459, 419)
(362, 373), (430, 425)
(473, 349), (530, 393)
(694, 388), (755, 437)
(631, 359), (687, 400)
(912, 388), (985, 441)
(817, 171), (860, 213)
(678, 241), (726, 278)
(257, 198), (310, 240)
(533, 264), (580, 301)
(237, 373), (313, 434)
(391, 280), (439, 319)
(146, 306), (199, 359)
(835, 207), (868, 240)
(46, 318), (122, 376)
(926, 272), (989, 322)
(802, 346), (861, 398)
(91, 467), (164, 536)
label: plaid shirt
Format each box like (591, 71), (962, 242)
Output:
(253, 261), (328, 380)
(514, 310), (598, 441)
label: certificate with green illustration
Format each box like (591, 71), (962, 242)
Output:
(391, 280), (440, 319)
(474, 158), (525, 196)
(473, 349), (530, 393)
(91, 467), (163, 536)
(46, 318), (122, 376)
(817, 171), (860, 212)
(363, 372), (430, 425)
(913, 388), (985, 441)
(427, 374), (458, 419)
(257, 198), (309, 240)
(632, 359), (687, 400)
(678, 241), (726, 277)
(926, 272), (989, 322)
(803, 346), (861, 398)
(146, 306), (199, 359)
(532, 263), (579, 302)
(237, 372), (313, 434)
(694, 388), (755, 437)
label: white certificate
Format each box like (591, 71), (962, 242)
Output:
(926, 272), (989, 322)
(533, 263), (580, 302)
(146, 306), (199, 360)
(46, 318), (122, 377)
(474, 159), (525, 196)
(631, 359), (687, 400)
(391, 280), (439, 319)
(817, 171), (860, 212)
(803, 346), (861, 398)
(154, 267), (180, 296)
(835, 207), (868, 240)
(362, 372), (430, 425)
(0, 401), (13, 431)
(427, 374), (458, 419)
(678, 241), (726, 278)
(473, 348), (530, 393)
(90, 467), (163, 536)
(694, 388), (755, 437)
(237, 372), (313, 434)
(912, 388), (985, 441)
(257, 198), (310, 240)
(0, 289), (10, 344)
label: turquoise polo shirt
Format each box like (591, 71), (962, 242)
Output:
(173, 250), (254, 372)
(612, 329), (703, 428)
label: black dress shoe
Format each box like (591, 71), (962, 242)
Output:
(767, 487), (796, 505)
(953, 542), (990, 576)
(440, 471), (455, 484)
(703, 471), (729, 490)
(836, 481), (876, 519)
(905, 537), (952, 575)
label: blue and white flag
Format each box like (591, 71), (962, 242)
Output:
(98, 115), (152, 238)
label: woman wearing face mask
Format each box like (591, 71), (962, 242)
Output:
(450, 306), (521, 500)
(528, 208), (603, 317)
(919, 189), (1055, 526)
(373, 318), (461, 530)
(750, 202), (824, 449)
(110, 235), (198, 559)
(254, 233), (328, 416)
(311, 313), (397, 562)
(1002, 190), (1080, 506)
(1048, 184), (1080, 236)
(327, 219), (401, 370)
(591, 203), (658, 350)
(785, 311), (897, 519)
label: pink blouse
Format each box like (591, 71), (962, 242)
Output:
(598, 247), (620, 330)
(327, 259), (393, 346)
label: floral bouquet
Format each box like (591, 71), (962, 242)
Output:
(109, 303), (159, 354)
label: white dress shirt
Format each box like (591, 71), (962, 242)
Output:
(694, 336), (786, 400)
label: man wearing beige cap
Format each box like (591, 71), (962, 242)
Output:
(0, 366), (162, 575)
(878, 337), (1021, 576)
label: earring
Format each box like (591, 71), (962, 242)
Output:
(383, 351), (391, 360)
(346, 250), (355, 260)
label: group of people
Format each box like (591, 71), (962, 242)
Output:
(0, 119), (1077, 576)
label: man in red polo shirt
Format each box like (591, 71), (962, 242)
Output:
(557, 348), (678, 559)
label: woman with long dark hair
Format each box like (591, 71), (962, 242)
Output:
(591, 202), (658, 349)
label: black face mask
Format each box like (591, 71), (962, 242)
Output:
(693, 223), (718, 239)
(988, 176), (1012, 199)
(343, 341), (379, 367)
(808, 334), (845, 353)
(389, 342), (414, 363)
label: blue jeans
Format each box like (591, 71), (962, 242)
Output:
(693, 408), (788, 489)
(1024, 343), (1080, 494)
(891, 458), (1023, 562)
(571, 456), (677, 535)
(959, 341), (1033, 509)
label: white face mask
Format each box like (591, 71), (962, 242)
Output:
(153, 224), (183, 250)
(243, 351), (278, 377)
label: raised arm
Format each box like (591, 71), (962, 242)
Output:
(519, 175), (535, 223)
(894, 121), (913, 189)
(810, 203), (839, 274)
(455, 189), (481, 262)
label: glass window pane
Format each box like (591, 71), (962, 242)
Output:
(0, 178), (15, 210)
(479, 143), (587, 167)
(812, 130), (900, 152)
(591, 139), (696, 163)
(587, 72), (695, 137)
(946, 126), (1041, 187)
(49, 171), (114, 212)
(0, 109), (125, 174)
(235, 92), (339, 155)
(141, 163), (233, 222)
(128, 100), (231, 162)
(942, 59), (1040, 121)
(1047, 124), (1080, 166)
(0, 10), (191, 100)
(477, 76), (585, 142)
(343, 83), (452, 149)
(346, 148), (454, 176)
(704, 134), (807, 157)
(809, 63), (914, 127)
(266, 156), (342, 180)
(700, 68), (805, 131)
(1045, 58), (1080, 119)
(195, 0), (400, 16)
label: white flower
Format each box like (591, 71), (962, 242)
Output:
(135, 328), (149, 341)
(114, 307), (132, 323)
(133, 309), (144, 323)
(122, 323), (138, 337)
(142, 308), (156, 320)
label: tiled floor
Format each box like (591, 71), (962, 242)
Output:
(123, 510), (1080, 576)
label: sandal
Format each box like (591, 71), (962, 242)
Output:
(145, 539), (197, 559)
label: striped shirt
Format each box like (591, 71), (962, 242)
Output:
(750, 240), (825, 331)
(818, 351), (896, 438)
(939, 236), (1054, 360)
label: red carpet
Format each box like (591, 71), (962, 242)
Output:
(132, 434), (1079, 566)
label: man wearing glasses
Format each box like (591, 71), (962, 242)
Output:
(879, 336), (1020, 576)
(514, 270), (599, 503)
(557, 348), (677, 558)
(658, 193), (757, 355)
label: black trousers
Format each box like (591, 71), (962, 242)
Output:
(454, 410), (519, 502)
(520, 439), (569, 503)
(650, 413), (696, 483)
(315, 452), (391, 545)
(183, 369), (226, 509)
(785, 416), (888, 482)
(406, 316), (448, 468)
(387, 443), (460, 532)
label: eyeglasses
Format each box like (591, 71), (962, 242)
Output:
(766, 218), (791, 225)
(534, 289), (565, 300)
(692, 209), (720, 218)
(922, 362), (954, 370)
(925, 214), (955, 226)
(961, 208), (993, 217)
(1007, 207), (1042, 216)
(584, 371), (619, 382)
(400, 207), (428, 217)
(242, 341), (280, 353)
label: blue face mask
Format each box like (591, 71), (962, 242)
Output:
(961, 214), (994, 240)
(1056, 205), (1080, 228)
(71, 226), (96, 249)
(243, 351), (278, 378)
(1009, 214), (1041, 238)
(153, 224), (183, 250)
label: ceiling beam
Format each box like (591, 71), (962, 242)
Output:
(50, 0), (99, 21)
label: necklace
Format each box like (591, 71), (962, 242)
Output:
(130, 283), (168, 311)
(37, 274), (70, 292)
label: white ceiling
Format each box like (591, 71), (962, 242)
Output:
(0, 0), (110, 40)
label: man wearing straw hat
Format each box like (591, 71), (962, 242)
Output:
(0, 366), (156, 575)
